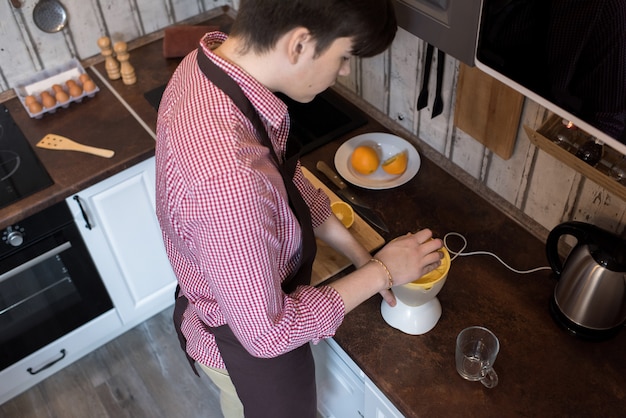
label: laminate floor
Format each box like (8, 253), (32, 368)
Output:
(0, 307), (224, 418)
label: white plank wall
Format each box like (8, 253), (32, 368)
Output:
(1, 2), (624, 236)
(0, 0), (231, 89)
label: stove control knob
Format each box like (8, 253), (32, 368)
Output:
(3, 226), (24, 247)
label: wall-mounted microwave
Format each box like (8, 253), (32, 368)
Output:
(394, 0), (482, 65)
(474, 0), (626, 155)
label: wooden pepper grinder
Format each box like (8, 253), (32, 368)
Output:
(97, 36), (120, 80)
(114, 41), (136, 85)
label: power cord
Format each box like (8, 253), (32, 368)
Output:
(443, 232), (552, 274)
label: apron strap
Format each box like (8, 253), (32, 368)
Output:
(173, 284), (200, 376)
(196, 46), (317, 291)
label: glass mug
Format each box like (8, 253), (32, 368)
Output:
(455, 326), (499, 388)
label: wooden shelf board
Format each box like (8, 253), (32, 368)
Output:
(523, 124), (626, 201)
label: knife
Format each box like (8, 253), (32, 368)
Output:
(316, 161), (390, 233)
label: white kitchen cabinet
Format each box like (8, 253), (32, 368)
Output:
(311, 338), (405, 418)
(67, 157), (176, 327)
(364, 379), (405, 418)
(311, 338), (365, 418)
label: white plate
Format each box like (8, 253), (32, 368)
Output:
(334, 133), (420, 189)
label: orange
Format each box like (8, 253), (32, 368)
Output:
(381, 150), (408, 175)
(331, 201), (355, 228)
(350, 145), (379, 175)
(411, 246), (450, 289)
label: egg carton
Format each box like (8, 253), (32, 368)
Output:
(13, 58), (100, 119)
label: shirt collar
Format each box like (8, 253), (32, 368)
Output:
(199, 32), (289, 134)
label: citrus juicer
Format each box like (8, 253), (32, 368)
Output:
(381, 246), (451, 335)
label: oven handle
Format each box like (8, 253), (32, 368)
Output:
(27, 349), (67, 375)
(0, 242), (72, 284)
(73, 195), (92, 230)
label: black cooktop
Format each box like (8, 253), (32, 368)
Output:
(0, 104), (53, 209)
(144, 85), (367, 158)
(278, 89), (368, 158)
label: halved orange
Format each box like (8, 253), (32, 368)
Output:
(331, 201), (355, 228)
(381, 150), (408, 175)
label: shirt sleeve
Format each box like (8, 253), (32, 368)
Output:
(291, 160), (332, 229)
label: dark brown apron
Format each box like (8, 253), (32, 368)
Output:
(172, 47), (319, 418)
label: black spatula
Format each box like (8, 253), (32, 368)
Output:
(417, 43), (434, 110)
(432, 49), (445, 118)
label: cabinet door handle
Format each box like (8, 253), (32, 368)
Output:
(27, 349), (67, 375)
(73, 195), (92, 230)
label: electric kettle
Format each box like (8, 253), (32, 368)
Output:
(546, 221), (626, 340)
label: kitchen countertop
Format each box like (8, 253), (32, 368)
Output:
(2, 8), (625, 417)
(301, 135), (626, 417)
(0, 68), (156, 230)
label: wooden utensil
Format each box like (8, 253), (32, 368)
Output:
(36, 134), (115, 158)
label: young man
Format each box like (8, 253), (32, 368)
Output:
(155, 1), (443, 417)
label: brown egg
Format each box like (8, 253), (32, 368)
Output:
(82, 79), (97, 93)
(24, 95), (38, 106)
(66, 80), (83, 97)
(55, 89), (70, 103)
(28, 100), (43, 114)
(79, 73), (91, 84)
(52, 84), (64, 94)
(40, 91), (56, 108)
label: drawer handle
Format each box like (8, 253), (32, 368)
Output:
(73, 195), (92, 230)
(27, 349), (67, 375)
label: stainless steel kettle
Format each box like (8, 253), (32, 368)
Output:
(546, 221), (626, 339)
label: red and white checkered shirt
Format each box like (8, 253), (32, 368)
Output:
(155, 32), (345, 369)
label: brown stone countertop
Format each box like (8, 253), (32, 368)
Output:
(0, 67), (156, 230)
(301, 125), (626, 417)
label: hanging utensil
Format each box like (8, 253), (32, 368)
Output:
(33, 0), (68, 33)
(431, 50), (445, 118)
(417, 43), (434, 111)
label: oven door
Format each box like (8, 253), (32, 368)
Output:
(0, 210), (114, 372)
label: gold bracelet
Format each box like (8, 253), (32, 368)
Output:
(369, 258), (393, 289)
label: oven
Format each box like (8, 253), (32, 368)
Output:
(0, 103), (114, 374)
(0, 201), (114, 373)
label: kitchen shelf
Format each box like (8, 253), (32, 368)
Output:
(524, 114), (626, 201)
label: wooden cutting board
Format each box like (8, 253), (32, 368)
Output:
(454, 63), (524, 160)
(302, 167), (386, 286)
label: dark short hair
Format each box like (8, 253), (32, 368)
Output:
(230, 0), (397, 58)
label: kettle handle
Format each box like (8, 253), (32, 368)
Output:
(546, 222), (594, 277)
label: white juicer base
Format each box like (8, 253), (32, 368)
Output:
(380, 297), (442, 335)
